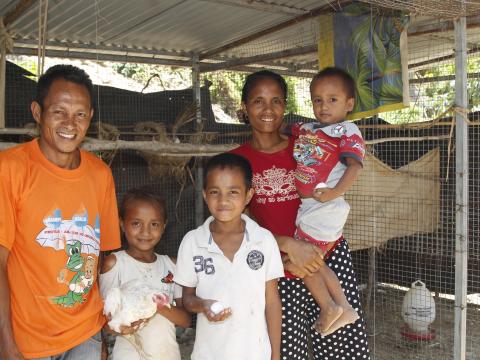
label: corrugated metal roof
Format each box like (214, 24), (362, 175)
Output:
(2, 0), (479, 75)
(6, 1), (323, 51)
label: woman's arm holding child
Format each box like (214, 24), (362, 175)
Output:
(182, 286), (232, 322)
(275, 235), (324, 278)
(265, 279), (282, 360)
(312, 157), (362, 203)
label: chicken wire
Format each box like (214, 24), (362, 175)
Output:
(206, 12), (479, 360)
(357, 0), (480, 18)
(2, 4), (479, 360)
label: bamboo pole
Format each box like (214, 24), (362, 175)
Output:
(0, 134), (454, 153)
(0, 138), (238, 155)
(192, 55), (205, 227)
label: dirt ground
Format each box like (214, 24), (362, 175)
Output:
(177, 286), (480, 360)
(362, 286), (480, 360)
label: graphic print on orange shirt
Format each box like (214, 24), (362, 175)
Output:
(36, 207), (101, 307)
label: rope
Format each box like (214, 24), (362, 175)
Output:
(453, 106), (470, 124)
(37, 0), (48, 77)
(0, 18), (14, 54)
(444, 106), (470, 182)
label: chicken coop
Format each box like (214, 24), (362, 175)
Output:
(1, 0), (480, 359)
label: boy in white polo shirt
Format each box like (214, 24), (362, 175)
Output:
(175, 153), (283, 360)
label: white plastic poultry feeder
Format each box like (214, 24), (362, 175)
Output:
(401, 280), (436, 340)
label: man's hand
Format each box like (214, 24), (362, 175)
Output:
(1, 348), (25, 360)
(0, 246), (25, 360)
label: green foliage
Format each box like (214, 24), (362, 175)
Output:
(204, 72), (302, 120)
(383, 57), (480, 124)
(11, 57), (38, 80)
(113, 63), (190, 91)
(345, 3), (408, 115)
(348, 55), (376, 112)
(379, 81), (403, 102)
(14, 56), (478, 127)
(284, 76), (299, 115)
(204, 71), (246, 119)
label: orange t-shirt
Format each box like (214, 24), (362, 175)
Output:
(0, 139), (121, 358)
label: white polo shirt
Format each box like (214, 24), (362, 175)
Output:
(175, 214), (284, 360)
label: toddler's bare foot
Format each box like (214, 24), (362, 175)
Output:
(321, 306), (359, 337)
(313, 305), (343, 333)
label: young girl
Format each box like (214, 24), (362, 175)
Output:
(231, 70), (370, 359)
(100, 188), (191, 360)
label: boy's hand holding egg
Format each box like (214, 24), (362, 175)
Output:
(204, 300), (232, 322)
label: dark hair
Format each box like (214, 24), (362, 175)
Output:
(36, 64), (94, 109)
(204, 153), (252, 190)
(310, 67), (356, 99)
(241, 70), (288, 103)
(119, 188), (167, 222)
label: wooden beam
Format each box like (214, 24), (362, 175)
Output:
(0, 134), (455, 153)
(13, 47), (192, 67)
(199, 0), (307, 15)
(209, 64), (317, 78)
(294, 60), (318, 70)
(3, 0), (37, 26)
(408, 14), (480, 37)
(0, 127), (37, 136)
(200, 45), (316, 72)
(409, 45), (480, 69)
(198, 3), (341, 60)
(410, 72), (480, 84)
(0, 138), (239, 156)
(14, 38), (194, 60)
(13, 46), (318, 77)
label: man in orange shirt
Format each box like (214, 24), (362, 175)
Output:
(0, 65), (121, 359)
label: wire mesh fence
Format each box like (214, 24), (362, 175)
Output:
(2, 3), (480, 359)
(357, 0), (479, 18)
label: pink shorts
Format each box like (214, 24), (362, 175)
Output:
(295, 227), (343, 260)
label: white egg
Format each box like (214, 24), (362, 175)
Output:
(210, 301), (225, 315)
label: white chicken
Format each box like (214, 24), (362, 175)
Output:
(103, 280), (170, 332)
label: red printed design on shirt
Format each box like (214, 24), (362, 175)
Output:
(231, 139), (300, 240)
(253, 166), (297, 199)
(293, 122), (364, 196)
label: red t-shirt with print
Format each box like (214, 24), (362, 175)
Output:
(231, 138), (300, 278)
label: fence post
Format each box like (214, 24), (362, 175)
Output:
(0, 18), (7, 129)
(453, 14), (468, 360)
(192, 54), (204, 227)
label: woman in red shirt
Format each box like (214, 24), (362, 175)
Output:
(231, 70), (370, 360)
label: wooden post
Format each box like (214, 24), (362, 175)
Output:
(192, 55), (204, 227)
(453, 14), (468, 360)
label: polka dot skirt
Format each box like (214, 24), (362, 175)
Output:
(278, 239), (370, 359)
